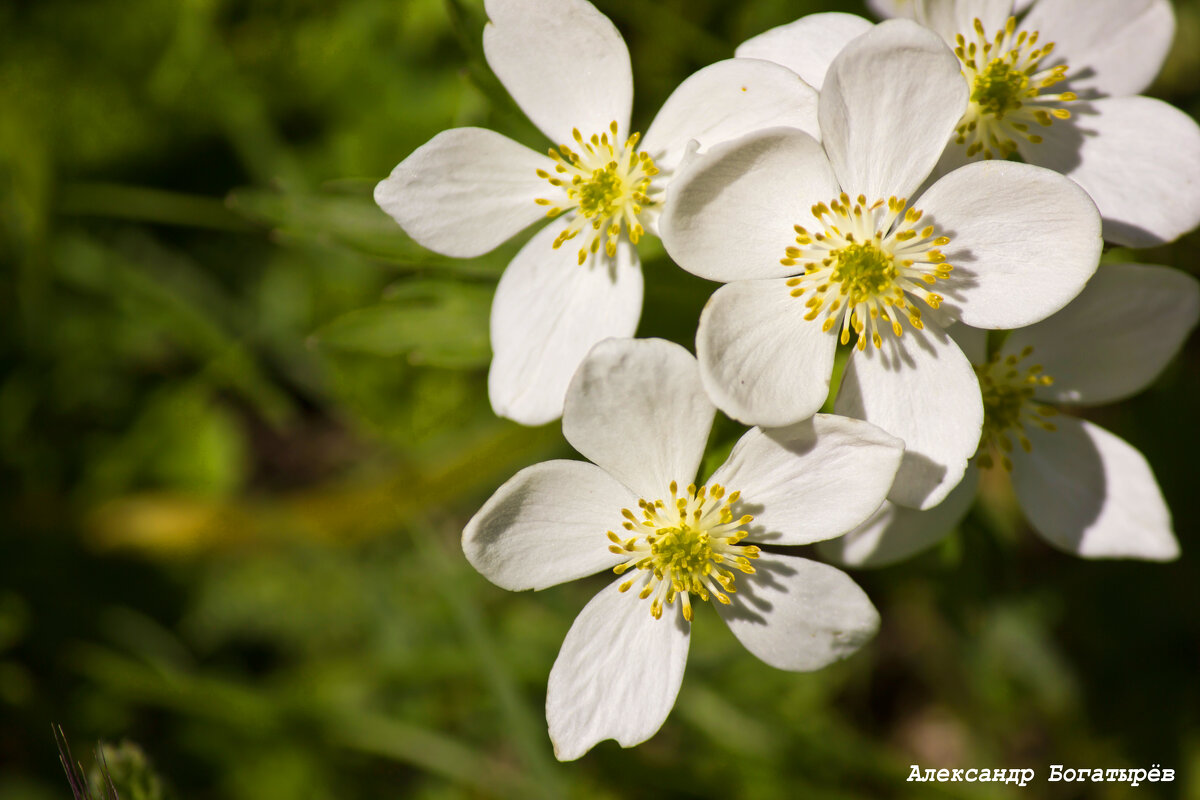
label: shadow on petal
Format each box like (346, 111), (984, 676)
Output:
(835, 328), (962, 509)
(719, 556), (799, 624)
(1100, 218), (1162, 247)
(1061, 66), (1100, 101)
(908, 212), (976, 313)
(1011, 418), (1106, 552)
(726, 420), (810, 544)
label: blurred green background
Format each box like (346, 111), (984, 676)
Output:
(2, 0), (1198, 797)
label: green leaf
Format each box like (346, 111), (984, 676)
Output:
(226, 189), (425, 261)
(227, 189), (507, 275)
(312, 280), (492, 368)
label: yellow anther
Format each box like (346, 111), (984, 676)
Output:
(953, 16), (1077, 159)
(538, 120), (658, 266)
(782, 194), (953, 350)
(974, 346), (1059, 471)
(609, 482), (758, 621)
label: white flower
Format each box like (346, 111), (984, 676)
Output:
(821, 263), (1198, 566)
(865, 0), (1037, 27)
(660, 20), (1102, 510)
(374, 0), (820, 426)
(462, 337), (904, 759)
(737, 0), (1200, 247)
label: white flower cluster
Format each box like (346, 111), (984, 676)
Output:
(376, 0), (1199, 759)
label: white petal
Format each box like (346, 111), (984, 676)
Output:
(463, 460), (636, 591)
(1011, 417), (1178, 561)
(643, 59), (820, 176)
(818, 466), (979, 568)
(916, 160), (1101, 329)
(562, 338), (714, 500)
(946, 321), (988, 364)
(911, 0), (1013, 44)
(819, 20), (967, 201)
(866, 0), (914, 19)
(872, 0), (1024, 21)
(696, 279), (838, 427)
(1021, 0), (1174, 98)
(489, 220), (642, 426)
(874, 0), (1026, 21)
(716, 553), (879, 671)
(547, 577), (690, 760)
(925, 132), (976, 186)
(375, 128), (553, 258)
(708, 415), (903, 545)
(835, 324), (982, 510)
(1021, 97), (1200, 247)
(1005, 263), (1199, 406)
(482, 0), (632, 145)
(659, 127), (839, 283)
(734, 13), (875, 90)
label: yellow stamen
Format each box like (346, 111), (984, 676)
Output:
(782, 195), (953, 349)
(952, 17), (1077, 160)
(610, 482), (758, 620)
(536, 121), (660, 266)
(974, 345), (1058, 471)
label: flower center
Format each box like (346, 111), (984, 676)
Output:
(953, 17), (1077, 159)
(535, 121), (660, 265)
(972, 59), (1029, 115)
(781, 194), (954, 350)
(974, 345), (1058, 471)
(835, 242), (898, 297)
(607, 481), (758, 622)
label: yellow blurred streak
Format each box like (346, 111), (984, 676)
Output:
(87, 493), (252, 555)
(84, 422), (562, 557)
(976, 464), (1023, 543)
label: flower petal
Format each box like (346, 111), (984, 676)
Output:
(911, 0), (1013, 43)
(1020, 97), (1200, 247)
(819, 19), (967, 201)
(482, 0), (632, 145)
(1005, 263), (1199, 406)
(875, 0), (1027, 20)
(642, 59), (820, 176)
(866, 0), (914, 18)
(1021, 0), (1174, 98)
(818, 466), (979, 568)
(1010, 416), (1178, 561)
(708, 414), (903, 545)
(734, 13), (875, 90)
(463, 460), (636, 591)
(716, 552), (879, 671)
(375, 127), (553, 258)
(916, 160), (1101, 329)
(659, 127), (839, 283)
(947, 321), (988, 364)
(696, 279), (838, 427)
(563, 338), (714, 500)
(547, 576), (690, 760)
(835, 324), (982, 510)
(489, 219), (642, 426)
